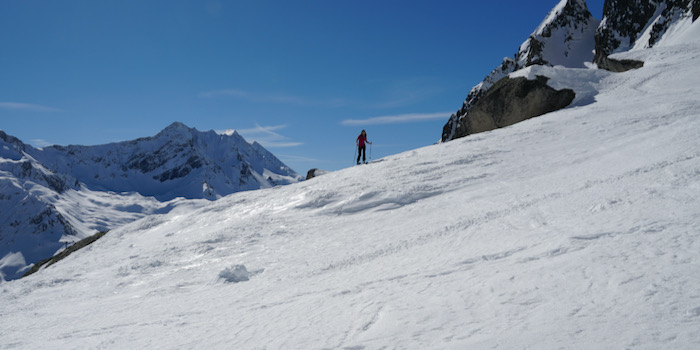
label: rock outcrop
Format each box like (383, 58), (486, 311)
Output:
(442, 0), (598, 142)
(593, 0), (695, 71)
(305, 168), (328, 180)
(595, 0), (694, 62)
(453, 76), (575, 136)
(442, 0), (698, 142)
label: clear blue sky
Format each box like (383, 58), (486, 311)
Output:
(1, 0), (603, 173)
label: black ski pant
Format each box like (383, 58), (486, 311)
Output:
(357, 145), (366, 164)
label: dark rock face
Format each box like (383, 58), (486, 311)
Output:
(453, 76), (575, 138)
(594, 0), (692, 70)
(594, 0), (658, 65)
(442, 58), (519, 142)
(306, 168), (319, 180)
(305, 168), (328, 180)
(596, 57), (645, 72)
(443, 0), (697, 143)
(442, 0), (597, 142)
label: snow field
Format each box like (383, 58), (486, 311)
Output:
(2, 19), (700, 350)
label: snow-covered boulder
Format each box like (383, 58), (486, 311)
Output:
(218, 265), (250, 283)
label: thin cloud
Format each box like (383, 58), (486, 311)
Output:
(0, 102), (61, 112)
(218, 124), (303, 148)
(341, 112), (451, 126)
(234, 124), (288, 136)
(276, 154), (320, 164)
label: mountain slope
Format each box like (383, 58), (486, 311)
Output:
(0, 122), (300, 281)
(2, 19), (699, 349)
(442, 0), (599, 142)
(0, 131), (78, 281)
(595, 0), (695, 63)
(442, 0), (696, 142)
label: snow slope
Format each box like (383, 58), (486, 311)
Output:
(2, 19), (700, 350)
(0, 122), (300, 281)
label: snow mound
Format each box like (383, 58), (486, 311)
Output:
(218, 265), (251, 283)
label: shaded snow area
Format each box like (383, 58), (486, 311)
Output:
(2, 24), (700, 350)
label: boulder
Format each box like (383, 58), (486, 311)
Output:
(306, 168), (328, 180)
(453, 76), (575, 138)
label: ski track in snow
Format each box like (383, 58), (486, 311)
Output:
(3, 20), (700, 350)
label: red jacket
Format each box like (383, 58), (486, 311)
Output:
(357, 134), (367, 147)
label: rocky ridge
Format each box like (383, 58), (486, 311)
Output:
(442, 0), (698, 142)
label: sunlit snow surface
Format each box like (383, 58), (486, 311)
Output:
(2, 22), (700, 350)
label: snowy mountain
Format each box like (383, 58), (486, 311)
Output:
(0, 123), (301, 281)
(2, 14), (699, 348)
(441, 0), (697, 142)
(33, 122), (300, 201)
(0, 131), (77, 281)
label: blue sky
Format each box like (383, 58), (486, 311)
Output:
(1, 0), (603, 173)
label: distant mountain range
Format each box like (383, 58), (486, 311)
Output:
(0, 122), (301, 281)
(441, 0), (699, 142)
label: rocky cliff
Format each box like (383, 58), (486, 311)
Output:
(442, 0), (697, 142)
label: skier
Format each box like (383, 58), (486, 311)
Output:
(356, 129), (372, 164)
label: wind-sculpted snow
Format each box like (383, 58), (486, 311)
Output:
(1, 17), (700, 350)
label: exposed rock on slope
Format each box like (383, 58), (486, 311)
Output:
(595, 0), (695, 65)
(442, 0), (697, 142)
(593, 0), (697, 71)
(442, 0), (599, 142)
(453, 76), (575, 136)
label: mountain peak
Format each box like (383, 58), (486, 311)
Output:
(519, 0), (599, 69)
(154, 121), (196, 139)
(164, 121), (190, 131)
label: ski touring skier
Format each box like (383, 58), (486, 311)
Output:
(356, 129), (372, 165)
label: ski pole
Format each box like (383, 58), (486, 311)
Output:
(353, 144), (357, 165)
